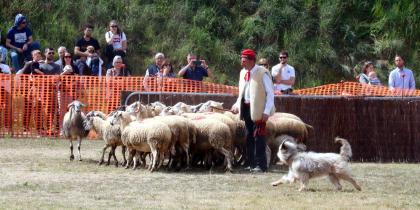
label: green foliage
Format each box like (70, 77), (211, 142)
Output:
(1, 0), (418, 87)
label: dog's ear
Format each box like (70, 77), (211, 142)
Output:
(281, 141), (297, 151)
(297, 143), (307, 151)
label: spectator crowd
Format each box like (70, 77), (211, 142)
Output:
(0, 14), (416, 92)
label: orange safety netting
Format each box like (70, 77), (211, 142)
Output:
(1, 74), (419, 138)
(294, 81), (420, 97)
(0, 74), (238, 138)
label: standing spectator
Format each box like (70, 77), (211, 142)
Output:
(271, 50), (295, 94)
(258, 58), (269, 70)
(178, 53), (212, 81)
(389, 55), (416, 90)
(104, 20), (127, 66)
(358, 61), (374, 84)
(55, 46), (67, 70)
(106, 56), (131, 77)
(74, 24), (101, 76)
(6, 14), (41, 71)
(231, 49), (275, 173)
(143, 52), (165, 91)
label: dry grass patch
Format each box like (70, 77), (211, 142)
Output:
(0, 138), (419, 210)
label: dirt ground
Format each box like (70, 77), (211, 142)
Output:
(0, 138), (420, 210)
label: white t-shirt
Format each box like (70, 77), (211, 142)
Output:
(105, 31), (127, 51)
(271, 63), (295, 91)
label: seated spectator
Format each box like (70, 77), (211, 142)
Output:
(105, 20), (127, 66)
(40, 48), (62, 75)
(16, 50), (44, 75)
(61, 52), (79, 75)
(86, 45), (103, 76)
(143, 53), (165, 91)
(368, 71), (381, 86)
(0, 61), (11, 74)
(55, 46), (67, 70)
(74, 24), (101, 76)
(106, 56), (131, 77)
(6, 14), (40, 71)
(0, 31), (7, 64)
(178, 53), (212, 81)
(30, 50), (44, 75)
(358, 61), (373, 84)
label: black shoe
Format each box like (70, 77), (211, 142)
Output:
(244, 166), (252, 170)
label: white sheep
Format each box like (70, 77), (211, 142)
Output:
(62, 100), (89, 161)
(111, 111), (172, 171)
(85, 111), (126, 167)
(188, 116), (234, 172)
(153, 115), (196, 169)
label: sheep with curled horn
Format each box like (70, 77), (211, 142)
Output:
(62, 101), (89, 161)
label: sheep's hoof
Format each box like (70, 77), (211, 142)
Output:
(105, 162), (110, 166)
(70, 155), (74, 161)
(98, 160), (104, 165)
(121, 161), (127, 167)
(78, 158), (82, 161)
(114, 162), (119, 167)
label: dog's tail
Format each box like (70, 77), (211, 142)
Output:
(335, 137), (352, 161)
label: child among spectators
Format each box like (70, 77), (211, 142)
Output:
(368, 71), (382, 86)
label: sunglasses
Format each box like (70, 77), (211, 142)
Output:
(21, 21), (27, 24)
(64, 56), (72, 58)
(110, 25), (118, 28)
(48, 52), (55, 55)
(260, 63), (268, 66)
(279, 56), (287, 59)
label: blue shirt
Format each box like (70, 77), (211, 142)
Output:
(388, 67), (416, 89)
(7, 27), (33, 49)
(145, 64), (160, 77)
(182, 66), (208, 81)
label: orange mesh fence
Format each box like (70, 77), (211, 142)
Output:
(2, 74), (420, 139)
(293, 82), (420, 97)
(0, 74), (238, 138)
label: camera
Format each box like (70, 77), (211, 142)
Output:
(193, 60), (202, 66)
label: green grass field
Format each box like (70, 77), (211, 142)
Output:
(0, 138), (419, 210)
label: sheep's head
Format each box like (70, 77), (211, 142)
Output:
(110, 111), (123, 126)
(159, 107), (175, 116)
(151, 101), (166, 109)
(198, 100), (224, 113)
(68, 101), (86, 114)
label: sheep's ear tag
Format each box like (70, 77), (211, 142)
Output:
(135, 107), (140, 113)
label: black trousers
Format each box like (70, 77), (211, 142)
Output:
(242, 103), (267, 170)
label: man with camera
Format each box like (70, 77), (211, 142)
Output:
(178, 53), (212, 81)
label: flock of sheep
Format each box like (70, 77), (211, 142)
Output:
(62, 100), (313, 172)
